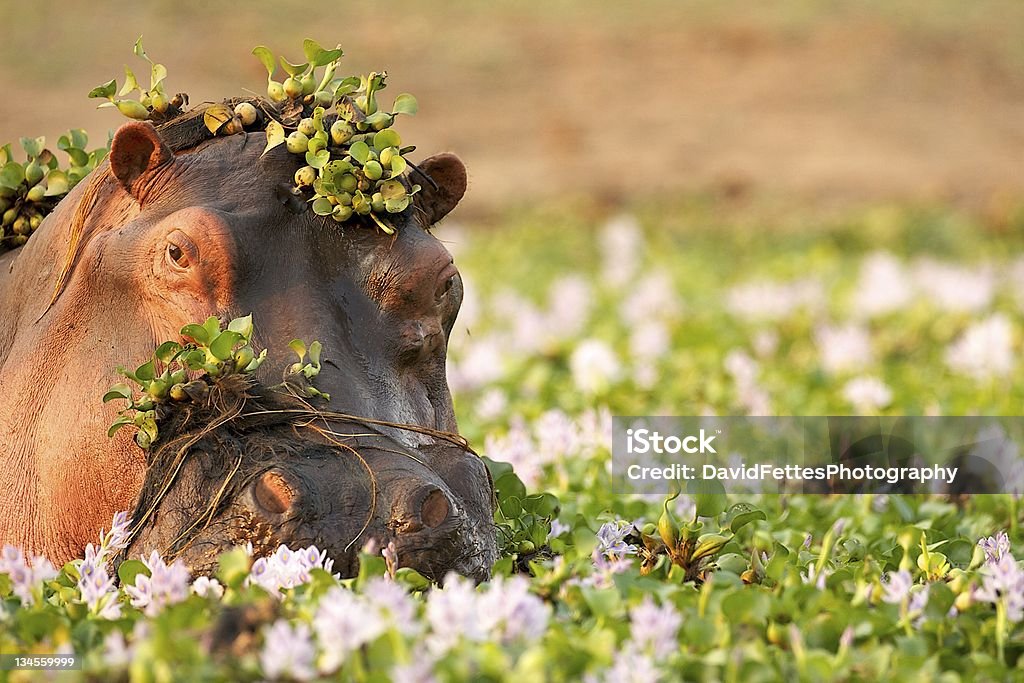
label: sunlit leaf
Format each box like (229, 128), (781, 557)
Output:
(392, 93), (418, 116)
(252, 46), (276, 77)
(262, 120), (286, 157)
(88, 78), (117, 99)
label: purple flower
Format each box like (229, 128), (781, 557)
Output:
(549, 519), (571, 539)
(425, 573), (483, 653)
(477, 575), (550, 644)
(0, 546), (56, 606)
(978, 531), (1011, 565)
(191, 576), (224, 599)
(247, 543), (336, 595)
(314, 587), (387, 673)
(260, 620), (316, 682)
(124, 550), (191, 617)
(595, 520), (636, 560)
(587, 643), (660, 683)
(973, 554), (1024, 623)
(881, 570), (914, 605)
(363, 577), (419, 635)
(391, 646), (438, 683)
(629, 596), (682, 661)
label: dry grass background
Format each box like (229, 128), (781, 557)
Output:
(0, 1), (1022, 217)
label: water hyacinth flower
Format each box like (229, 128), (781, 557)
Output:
(843, 376), (893, 412)
(247, 543), (335, 595)
(260, 620), (317, 682)
(595, 520), (637, 560)
(881, 569), (914, 605)
(815, 324), (874, 375)
(600, 213), (643, 287)
(570, 339), (621, 395)
(191, 576), (224, 599)
(725, 277), (823, 322)
(477, 575), (550, 644)
(979, 531), (1011, 564)
(124, 550), (191, 617)
(315, 587), (388, 672)
(912, 259), (995, 313)
(585, 643), (661, 683)
(973, 554), (1024, 623)
(629, 596), (682, 661)
(0, 546), (57, 606)
(851, 251), (913, 318)
(944, 314), (1015, 380)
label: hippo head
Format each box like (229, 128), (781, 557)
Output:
(0, 108), (492, 569)
(117, 375), (498, 581)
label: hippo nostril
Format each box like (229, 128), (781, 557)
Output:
(420, 488), (450, 528)
(253, 470), (295, 515)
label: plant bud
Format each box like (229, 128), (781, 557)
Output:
(300, 73), (317, 95)
(170, 94), (185, 108)
(267, 81), (287, 102)
(11, 234), (27, 246)
(25, 161), (44, 186)
(338, 174), (358, 193)
(286, 131), (310, 154)
(332, 205), (353, 222)
(297, 118), (316, 137)
(233, 345), (255, 371)
(2, 208), (17, 226)
(234, 102), (258, 126)
(330, 121), (355, 145)
(517, 541), (536, 554)
(151, 91), (169, 113)
(379, 147), (397, 167)
(283, 77), (303, 99)
(370, 192), (385, 213)
(117, 99), (151, 120)
(169, 383), (188, 402)
(384, 196), (410, 214)
(294, 166), (317, 189)
(352, 193), (371, 215)
(29, 214), (42, 230)
(26, 184), (45, 203)
(12, 217), (30, 236)
(135, 431), (152, 449)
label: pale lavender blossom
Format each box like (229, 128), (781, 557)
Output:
(969, 425), (1024, 496)
(77, 543), (120, 618)
(261, 620), (317, 682)
(382, 541), (399, 580)
(600, 214), (643, 287)
(979, 531), (1012, 564)
(801, 563), (829, 590)
(101, 511), (133, 553)
(725, 277), (823, 322)
(724, 349), (771, 415)
(247, 543), (335, 595)
(546, 275), (593, 342)
(629, 320), (670, 360)
(549, 519), (571, 538)
(973, 554), (1024, 622)
(363, 577), (419, 635)
(629, 596), (682, 661)
(124, 550), (191, 617)
(852, 252), (914, 318)
(621, 270), (682, 326)
(815, 324), (874, 375)
(0, 547), (57, 606)
(595, 520), (637, 560)
(913, 259), (994, 313)
(570, 339), (621, 395)
(587, 643), (661, 683)
(908, 585), (930, 627)
(447, 336), (506, 393)
(391, 652), (439, 683)
(881, 569), (914, 605)
(534, 409), (582, 464)
(945, 314), (1015, 379)
(483, 417), (541, 487)
(191, 576), (224, 599)
(843, 376), (893, 412)
(753, 329), (779, 357)
(477, 575), (550, 644)
(425, 573), (485, 653)
(474, 387), (508, 422)
(315, 587), (387, 672)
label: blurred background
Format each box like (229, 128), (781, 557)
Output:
(2, 1), (1023, 428)
(1, 0), (1022, 219)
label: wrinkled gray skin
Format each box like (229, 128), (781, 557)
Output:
(120, 377), (496, 581)
(0, 115), (497, 578)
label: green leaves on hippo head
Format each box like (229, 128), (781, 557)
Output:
(90, 36), (186, 122)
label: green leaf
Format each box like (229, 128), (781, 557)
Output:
(252, 46), (276, 77)
(209, 330), (243, 361)
(312, 197), (335, 216)
(687, 478), (728, 519)
(88, 78), (117, 99)
(107, 415), (134, 438)
(102, 384), (133, 403)
(117, 559), (149, 586)
(70, 129), (88, 150)
(202, 316), (222, 341)
(65, 147), (89, 167)
(262, 120), (285, 157)
(115, 100), (150, 120)
(43, 170), (69, 197)
(309, 340), (322, 366)
(204, 104), (233, 134)
(727, 503), (768, 533)
(180, 324), (210, 346)
(0, 162), (25, 190)
(154, 341), (183, 363)
(288, 339), (307, 361)
(119, 68), (140, 97)
(388, 155), (407, 177)
(372, 129), (401, 151)
(21, 136), (44, 159)
(134, 360), (155, 382)
(133, 36), (150, 62)
(279, 56), (309, 77)
(228, 314), (253, 339)
(305, 149), (330, 169)
(348, 141), (370, 164)
(392, 93), (418, 116)
(150, 63), (168, 90)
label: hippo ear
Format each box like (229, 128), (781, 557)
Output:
(109, 122), (175, 201)
(415, 153), (467, 225)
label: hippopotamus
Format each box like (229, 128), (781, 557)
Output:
(0, 108), (497, 578)
(115, 374), (496, 581)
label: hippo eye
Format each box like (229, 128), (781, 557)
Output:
(436, 274), (456, 301)
(166, 242), (190, 269)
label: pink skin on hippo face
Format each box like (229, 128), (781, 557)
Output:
(0, 115), (495, 577)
